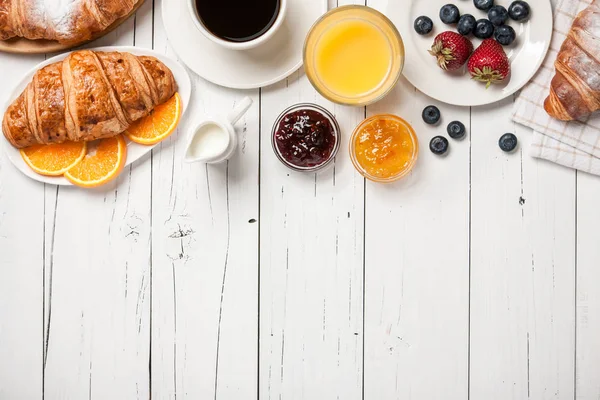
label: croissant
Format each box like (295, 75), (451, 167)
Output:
(2, 50), (177, 149)
(544, 0), (600, 121)
(0, 0), (137, 44)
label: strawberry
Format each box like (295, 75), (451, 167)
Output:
(429, 31), (474, 71)
(467, 39), (511, 88)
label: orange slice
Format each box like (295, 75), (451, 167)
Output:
(124, 93), (182, 145)
(64, 135), (127, 188)
(20, 141), (87, 176)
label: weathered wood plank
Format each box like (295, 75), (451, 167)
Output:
(42, 15), (152, 399)
(362, 74), (471, 398)
(259, 75), (366, 400)
(469, 97), (576, 400)
(259, 2), (365, 398)
(576, 171), (600, 400)
(150, 2), (260, 398)
(0, 54), (46, 400)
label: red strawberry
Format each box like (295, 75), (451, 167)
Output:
(468, 39), (511, 88)
(429, 31), (474, 71)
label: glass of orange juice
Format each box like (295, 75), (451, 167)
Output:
(304, 5), (404, 106)
(350, 114), (419, 183)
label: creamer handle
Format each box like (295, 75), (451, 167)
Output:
(227, 97), (253, 126)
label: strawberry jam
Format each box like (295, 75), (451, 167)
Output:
(273, 105), (339, 170)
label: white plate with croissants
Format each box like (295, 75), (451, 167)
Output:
(1, 46), (191, 186)
(391, 0), (554, 106)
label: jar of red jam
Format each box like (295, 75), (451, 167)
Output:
(271, 103), (340, 172)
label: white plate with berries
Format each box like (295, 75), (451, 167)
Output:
(388, 0), (553, 106)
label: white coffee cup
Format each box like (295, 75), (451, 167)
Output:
(188, 0), (287, 51)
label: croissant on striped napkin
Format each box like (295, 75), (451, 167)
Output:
(544, 0), (600, 121)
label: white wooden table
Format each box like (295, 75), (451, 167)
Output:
(1, 0), (599, 399)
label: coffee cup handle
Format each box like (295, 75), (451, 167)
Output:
(227, 96), (254, 126)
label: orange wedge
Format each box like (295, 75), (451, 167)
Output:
(64, 135), (127, 188)
(124, 93), (182, 145)
(20, 141), (87, 176)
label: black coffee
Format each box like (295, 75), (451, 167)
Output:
(195, 0), (281, 43)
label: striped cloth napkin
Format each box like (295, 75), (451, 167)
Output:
(512, 0), (600, 175)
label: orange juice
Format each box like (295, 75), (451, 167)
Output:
(314, 19), (392, 99)
(350, 115), (418, 182)
(304, 6), (404, 106)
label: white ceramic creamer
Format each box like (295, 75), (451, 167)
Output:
(184, 97), (253, 164)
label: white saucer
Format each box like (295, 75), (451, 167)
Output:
(163, 0), (327, 89)
(387, 0), (553, 106)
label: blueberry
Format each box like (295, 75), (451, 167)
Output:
(499, 133), (518, 152)
(488, 5), (509, 26)
(457, 14), (477, 35)
(440, 4), (460, 24)
(495, 24), (516, 46)
(422, 105), (441, 125)
(414, 16), (434, 35)
(447, 121), (466, 139)
(474, 0), (494, 11)
(508, 1), (530, 21)
(430, 136), (449, 155)
(474, 19), (495, 39)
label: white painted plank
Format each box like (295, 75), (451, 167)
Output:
(259, 73), (366, 400)
(576, 172), (600, 400)
(469, 97), (576, 400)
(42, 17), (152, 399)
(150, 87), (260, 399)
(0, 54), (46, 400)
(362, 74), (471, 398)
(259, 2), (365, 398)
(150, 1), (260, 398)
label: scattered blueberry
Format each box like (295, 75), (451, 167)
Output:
(440, 4), (460, 24)
(508, 1), (531, 21)
(414, 16), (434, 35)
(495, 24), (516, 46)
(422, 105), (441, 125)
(430, 136), (449, 155)
(499, 133), (518, 152)
(457, 14), (477, 35)
(474, 0), (494, 11)
(447, 121), (466, 139)
(488, 5), (509, 26)
(474, 19), (495, 39)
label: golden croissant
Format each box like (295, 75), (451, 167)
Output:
(0, 0), (137, 44)
(2, 50), (177, 149)
(544, 0), (600, 121)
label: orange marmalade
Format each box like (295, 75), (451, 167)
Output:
(350, 114), (419, 182)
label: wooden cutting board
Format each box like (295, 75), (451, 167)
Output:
(0, 0), (145, 54)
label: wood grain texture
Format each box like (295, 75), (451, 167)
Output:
(259, 2), (365, 399)
(259, 76), (365, 400)
(150, 88), (260, 400)
(0, 54), (45, 400)
(363, 78), (470, 399)
(469, 97), (576, 400)
(576, 171), (600, 400)
(260, 74), (364, 399)
(150, 2), (259, 398)
(42, 17), (153, 399)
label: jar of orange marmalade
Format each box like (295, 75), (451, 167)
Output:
(350, 114), (419, 183)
